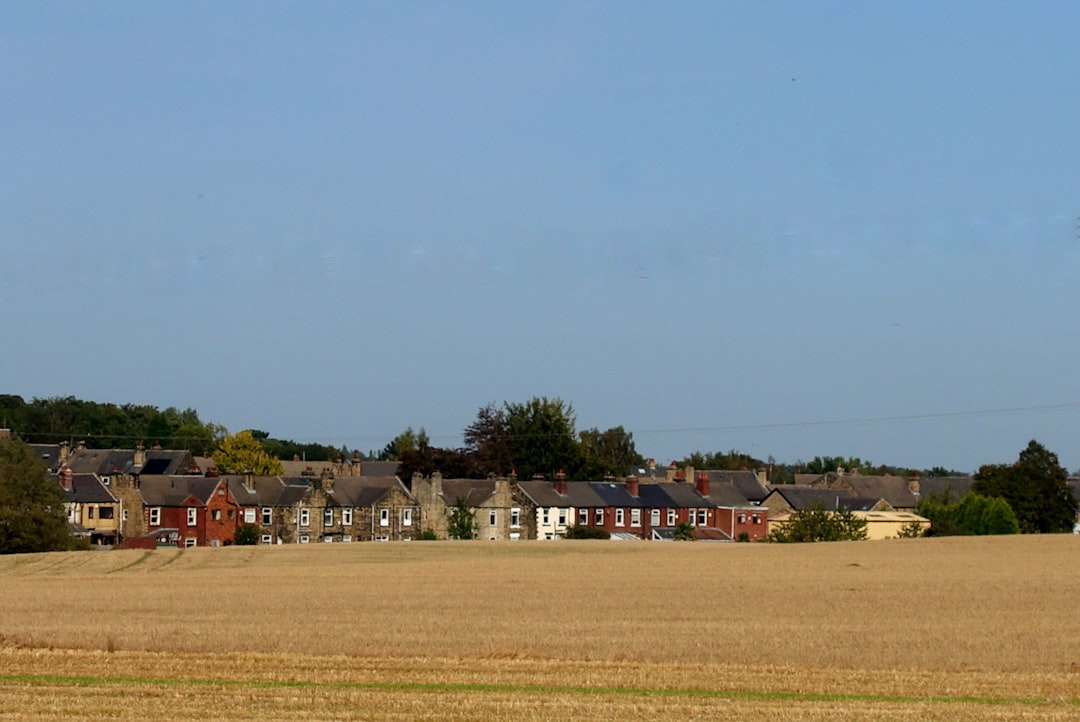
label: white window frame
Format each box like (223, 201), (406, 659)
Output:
(542, 509), (550, 525)
(261, 507), (272, 525)
(651, 509), (660, 527)
(557, 509), (567, 526)
(299, 534), (310, 544)
(260, 534), (273, 544)
(187, 507), (197, 526)
(342, 508), (353, 526)
(184, 538), (196, 548)
(698, 509), (708, 526)
(615, 508), (624, 527)
(150, 507), (161, 526)
(631, 508), (641, 527)
(595, 509), (604, 526)
(402, 508), (412, 527)
(299, 508), (310, 527)
(510, 508), (520, 528)
(667, 509), (676, 526)
(380, 508), (389, 527)
(489, 510), (497, 527)
(244, 508), (256, 524)
(323, 508), (334, 527)
(342, 534), (352, 543)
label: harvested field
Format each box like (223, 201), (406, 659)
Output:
(1, 535), (1078, 720)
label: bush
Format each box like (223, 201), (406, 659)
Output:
(769, 503), (868, 543)
(233, 524), (259, 546)
(417, 528), (438, 541)
(673, 521), (696, 541)
(563, 525), (610, 539)
(737, 531), (751, 542)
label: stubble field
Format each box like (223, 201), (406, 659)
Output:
(1, 535), (1078, 720)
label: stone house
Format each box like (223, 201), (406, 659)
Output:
(59, 470), (122, 546)
(412, 473), (532, 540)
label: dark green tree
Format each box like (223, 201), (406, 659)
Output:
(679, 449), (763, 471)
(563, 525), (611, 539)
(578, 426), (644, 480)
(673, 521), (696, 541)
(0, 435), (74, 554)
(463, 403), (514, 476)
(769, 503), (868, 543)
(233, 523), (259, 545)
(447, 497), (476, 540)
(972, 440), (1077, 534)
(921, 493), (1020, 536)
(504, 396), (581, 480)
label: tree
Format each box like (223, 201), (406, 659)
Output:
(233, 523), (259, 546)
(0, 435), (74, 554)
(679, 449), (763, 472)
(578, 426), (644, 480)
(769, 503), (868, 543)
(673, 521), (696, 541)
(463, 403), (514, 476)
(563, 525), (610, 539)
(379, 426), (429, 461)
(397, 446), (479, 483)
(212, 430), (285, 476)
(504, 396), (581, 480)
(972, 440), (1077, 534)
(446, 497), (476, 540)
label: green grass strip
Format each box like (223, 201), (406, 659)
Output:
(1, 673), (1076, 707)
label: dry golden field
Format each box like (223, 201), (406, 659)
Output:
(1, 535), (1078, 720)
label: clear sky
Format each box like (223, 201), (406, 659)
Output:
(3, 2), (1079, 473)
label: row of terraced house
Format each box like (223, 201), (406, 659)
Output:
(32, 440), (1045, 547)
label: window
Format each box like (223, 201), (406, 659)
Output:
(509, 532), (520, 541)
(738, 514), (747, 524)
(342, 508), (353, 526)
(299, 535), (310, 544)
(697, 509), (708, 526)
(122, 509), (128, 522)
(402, 508), (412, 527)
(299, 508), (310, 527)
(615, 508), (624, 527)
(102, 506), (115, 519)
(380, 508), (389, 527)
(324, 508), (334, 527)
(149, 507), (161, 526)
(341, 535), (352, 543)
(87, 506), (95, 520)
(323, 536), (333, 543)
(184, 538), (196, 548)
(217, 488), (225, 495)
(261, 507), (272, 525)
(489, 510), (497, 526)
(542, 509), (550, 525)
(631, 508), (641, 527)
(752, 514), (761, 525)
(187, 508), (197, 526)
(595, 509), (604, 526)
(260, 534), (273, 544)
(212, 509), (221, 521)
(510, 508), (520, 528)
(227, 509), (234, 520)
(244, 508), (256, 524)
(375, 535), (389, 542)
(579, 509), (588, 524)
(667, 509), (676, 526)
(650, 509), (660, 526)
(101, 476), (110, 486)
(558, 509), (567, 526)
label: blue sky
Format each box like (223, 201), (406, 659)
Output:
(3, 2), (1079, 473)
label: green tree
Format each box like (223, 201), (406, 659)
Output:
(578, 426), (644, 479)
(504, 396), (580, 480)
(679, 449), (763, 471)
(769, 503), (868, 543)
(212, 430), (285, 476)
(234, 523), (259, 545)
(673, 521), (696, 541)
(463, 403), (514, 476)
(379, 426), (429, 461)
(447, 497), (476, 540)
(563, 525), (610, 539)
(0, 435), (74, 554)
(972, 440), (1077, 534)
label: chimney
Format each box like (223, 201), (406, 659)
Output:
(508, 469), (517, 482)
(135, 440), (146, 467)
(666, 461), (677, 483)
(244, 470), (254, 492)
(647, 458), (656, 472)
(696, 471), (710, 497)
(625, 475), (639, 497)
(908, 477), (921, 495)
(431, 471), (443, 498)
(152, 441), (162, 450)
(59, 466), (73, 491)
(684, 465), (695, 484)
(60, 440), (69, 462)
(554, 469), (567, 495)
(352, 450), (361, 476)
(76, 440), (86, 450)
(756, 468), (768, 485)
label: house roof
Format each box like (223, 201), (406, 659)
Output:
(138, 476), (223, 506)
(704, 470), (769, 503)
(280, 459), (334, 478)
(766, 486), (854, 511)
(29, 444), (61, 472)
(644, 482), (713, 509)
(439, 479), (497, 507)
(515, 480), (606, 508)
(65, 474), (118, 504)
(840, 475), (918, 509)
(918, 476), (975, 503)
(328, 476), (416, 507)
(361, 461), (401, 477)
(588, 481), (644, 508)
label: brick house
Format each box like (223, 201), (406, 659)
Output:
(516, 476), (603, 540)
(58, 470), (122, 546)
(138, 475), (241, 548)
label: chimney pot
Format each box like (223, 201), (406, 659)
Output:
(696, 471), (710, 497)
(625, 475), (640, 497)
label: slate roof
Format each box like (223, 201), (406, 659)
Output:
(515, 480), (606, 508)
(361, 461), (401, 477)
(280, 459), (334, 478)
(62, 448), (196, 476)
(704, 470), (769, 503)
(588, 481), (644, 508)
(29, 444), (61, 472)
(138, 476), (223, 506)
(66, 474), (118, 504)
(328, 476), (416, 507)
(840, 475), (918, 509)
(767, 486), (856, 511)
(917, 476), (975, 504)
(439, 479), (497, 507)
(646, 482), (713, 509)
